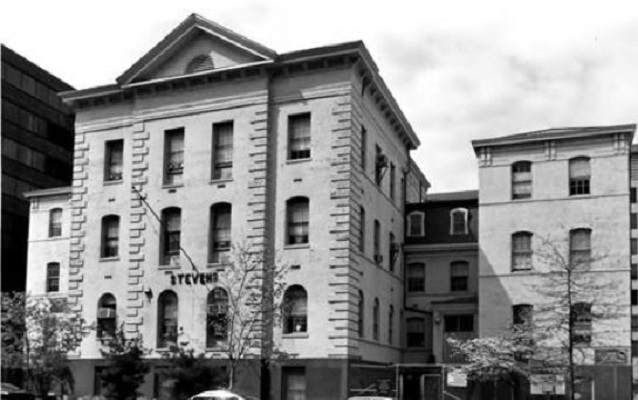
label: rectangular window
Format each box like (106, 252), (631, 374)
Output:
(632, 264), (637, 280)
(359, 206), (365, 253)
(288, 113), (311, 160)
(633, 316), (638, 331)
(212, 121), (233, 180)
(361, 126), (367, 171)
(451, 209), (468, 235)
(450, 262), (469, 292)
(375, 146), (385, 186)
(101, 216), (120, 258)
(287, 198), (309, 245)
(164, 128), (184, 185)
(407, 318), (425, 347)
(444, 315), (474, 333)
(93, 367), (106, 396)
(633, 290), (638, 306)
(632, 214), (638, 230)
(570, 229), (591, 267)
(47, 263), (60, 292)
(569, 158), (591, 196)
(162, 209), (181, 265)
(49, 209), (62, 237)
(512, 162), (532, 199)
(633, 239), (638, 256)
(374, 220), (382, 264)
(390, 162), (396, 201)
(388, 232), (396, 272)
(210, 204), (232, 263)
(512, 232), (533, 271)
(283, 367), (306, 400)
(571, 303), (592, 344)
(105, 140), (124, 181)
(632, 187), (637, 203)
(633, 341), (638, 355)
(407, 263), (425, 292)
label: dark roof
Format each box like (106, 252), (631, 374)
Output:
(426, 190), (478, 203)
(472, 124), (636, 148)
(1, 45), (74, 91)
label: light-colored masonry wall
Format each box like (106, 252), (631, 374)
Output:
(478, 136), (631, 362)
(26, 193), (71, 296)
(66, 64), (412, 363)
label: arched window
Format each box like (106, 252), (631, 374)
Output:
(358, 290), (364, 338)
(161, 208), (181, 265)
(407, 263), (425, 292)
(569, 157), (590, 195)
(407, 318), (425, 348)
(388, 305), (394, 345)
(570, 228), (591, 268)
(206, 288), (229, 348)
(571, 302), (592, 344)
(512, 304), (533, 326)
(450, 208), (468, 235)
(283, 285), (308, 334)
(209, 203), (232, 263)
(97, 293), (117, 338)
(49, 208), (62, 237)
(101, 215), (120, 258)
(185, 54), (214, 74)
(46, 262), (60, 292)
(372, 298), (380, 341)
(450, 261), (469, 292)
(512, 232), (533, 271)
(157, 291), (178, 348)
(512, 161), (532, 199)
(407, 211), (425, 237)
(287, 197), (309, 245)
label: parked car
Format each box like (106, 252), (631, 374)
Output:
(0, 383), (35, 400)
(189, 389), (258, 400)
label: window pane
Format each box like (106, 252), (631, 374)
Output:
(288, 114), (311, 160)
(213, 122), (233, 180)
(106, 140), (124, 181)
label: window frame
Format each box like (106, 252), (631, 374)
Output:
(511, 231), (533, 271)
(569, 157), (591, 196)
(511, 161), (532, 200)
(407, 211), (425, 237)
(157, 290), (178, 348)
(571, 302), (592, 345)
(104, 139), (124, 182)
(450, 261), (469, 292)
(372, 298), (380, 341)
(406, 317), (426, 348)
(288, 113), (311, 160)
(450, 208), (468, 236)
(283, 285), (308, 334)
(206, 288), (229, 348)
(209, 203), (232, 263)
(163, 128), (185, 186)
(101, 215), (120, 258)
(161, 208), (181, 265)
(49, 208), (62, 238)
(374, 220), (382, 264)
(46, 262), (60, 293)
(211, 121), (234, 181)
(286, 197), (310, 245)
(97, 293), (117, 339)
(358, 290), (364, 338)
(407, 262), (426, 293)
(569, 228), (592, 269)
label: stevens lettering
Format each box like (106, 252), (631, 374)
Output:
(170, 272), (217, 285)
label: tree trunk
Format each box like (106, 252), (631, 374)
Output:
(228, 362), (235, 390)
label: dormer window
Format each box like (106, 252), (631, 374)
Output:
(185, 54), (214, 74)
(407, 211), (425, 237)
(450, 208), (468, 235)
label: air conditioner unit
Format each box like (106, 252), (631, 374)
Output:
(169, 255), (180, 266)
(98, 308), (116, 319)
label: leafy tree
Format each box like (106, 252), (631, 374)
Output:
(99, 327), (150, 400)
(161, 340), (227, 399)
(1, 292), (89, 398)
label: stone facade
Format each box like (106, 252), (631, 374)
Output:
(24, 14), (428, 400)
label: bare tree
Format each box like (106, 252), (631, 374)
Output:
(211, 243), (289, 390)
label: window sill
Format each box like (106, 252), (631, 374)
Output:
(99, 257), (120, 262)
(284, 244), (310, 250)
(282, 332), (309, 339)
(209, 178), (233, 185)
(103, 180), (123, 186)
(162, 183), (184, 189)
(159, 264), (181, 271)
(286, 158), (312, 165)
(511, 268), (533, 273)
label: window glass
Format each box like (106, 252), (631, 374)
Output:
(97, 294), (116, 338)
(407, 318), (425, 347)
(407, 263), (425, 292)
(210, 203), (232, 263)
(283, 286), (308, 334)
(47, 262), (60, 292)
(206, 288), (229, 347)
(212, 122), (233, 180)
(287, 198), (309, 244)
(512, 161), (532, 199)
(105, 140), (124, 181)
(162, 208), (181, 265)
(512, 232), (533, 271)
(101, 216), (119, 258)
(288, 114), (311, 160)
(570, 229), (591, 267)
(450, 208), (468, 235)
(49, 208), (62, 237)
(158, 291), (178, 348)
(164, 129), (184, 185)
(569, 158), (591, 195)
(450, 261), (469, 292)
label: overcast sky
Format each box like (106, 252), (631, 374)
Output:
(2, 0), (638, 192)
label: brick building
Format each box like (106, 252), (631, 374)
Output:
(24, 14), (428, 400)
(1, 45), (75, 292)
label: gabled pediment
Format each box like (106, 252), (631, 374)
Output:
(117, 14), (277, 85)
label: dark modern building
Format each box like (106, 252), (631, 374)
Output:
(1, 45), (75, 292)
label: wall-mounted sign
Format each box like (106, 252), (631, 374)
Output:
(595, 348), (629, 365)
(170, 272), (217, 285)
